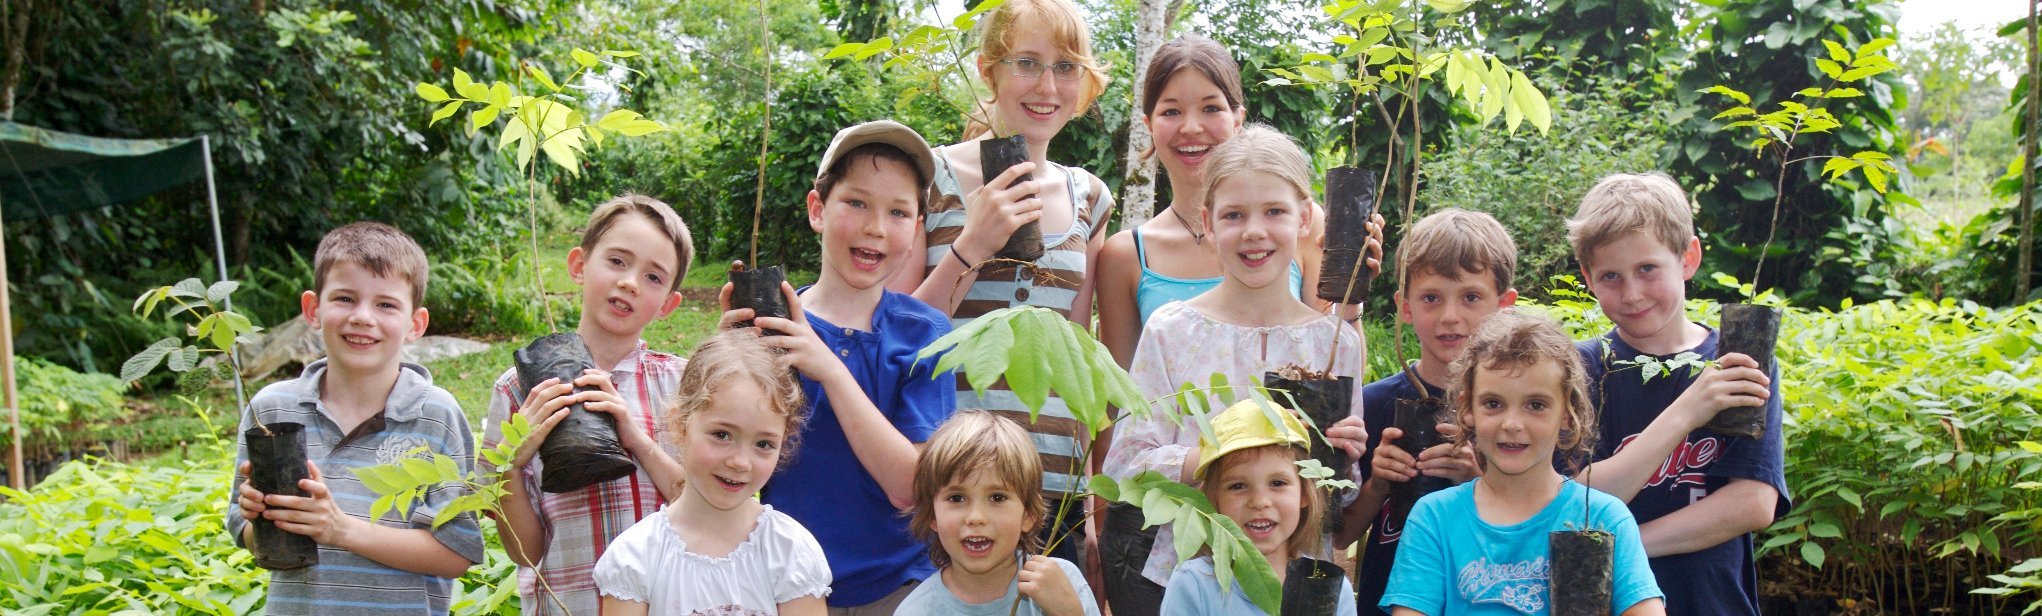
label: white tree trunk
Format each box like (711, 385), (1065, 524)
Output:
(1119, 0), (1170, 229)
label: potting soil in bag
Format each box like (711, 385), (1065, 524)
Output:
(1280, 557), (1347, 616)
(1264, 368), (1355, 535)
(728, 262), (790, 332)
(1549, 529), (1615, 616)
(1315, 166), (1378, 304)
(1708, 303), (1781, 440)
(246, 421), (318, 570)
(516, 333), (638, 493)
(981, 134), (1044, 262)
(1388, 396), (1454, 528)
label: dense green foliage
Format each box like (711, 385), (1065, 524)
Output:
(0, 357), (128, 461)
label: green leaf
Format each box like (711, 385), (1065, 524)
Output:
(1141, 489), (1180, 529)
(822, 42), (866, 60)
(1801, 541), (1826, 568)
(602, 49), (641, 58)
(1172, 507), (1208, 558)
(1839, 65), (1891, 82)
(172, 277), (207, 299)
(1824, 88), (1863, 98)
(370, 492), (397, 521)
(1821, 40), (1850, 63)
(1508, 70), (1550, 133)
(526, 64), (561, 93)
(209, 314), (237, 351)
(1699, 85), (1750, 105)
(1862, 164), (1889, 193)
(991, 319), (1035, 408)
(1815, 58), (1843, 79)
(415, 82), (449, 103)
(167, 345), (199, 372)
(2018, 441), (2042, 454)
(1809, 522), (1842, 539)
(451, 69), (488, 101)
(470, 104), (501, 134)
(1087, 474), (1121, 502)
(401, 458), (444, 485)
(571, 48), (599, 69)
(429, 101), (463, 127)
(1822, 157), (1861, 179)
(1855, 37), (1894, 58)
(855, 37), (896, 61)
(205, 280), (239, 304)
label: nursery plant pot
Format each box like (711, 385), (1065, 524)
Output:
(245, 421), (317, 570)
(981, 134), (1044, 262)
(1708, 303), (1782, 440)
(1550, 529), (1615, 616)
(728, 261), (791, 332)
(1387, 397), (1453, 528)
(516, 333), (638, 493)
(1315, 166), (1378, 304)
(1279, 557), (1347, 616)
(1264, 369), (1356, 535)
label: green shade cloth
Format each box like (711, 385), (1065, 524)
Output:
(0, 121), (204, 219)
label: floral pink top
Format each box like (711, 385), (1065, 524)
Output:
(1103, 301), (1366, 586)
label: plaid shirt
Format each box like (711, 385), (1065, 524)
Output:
(481, 343), (684, 616)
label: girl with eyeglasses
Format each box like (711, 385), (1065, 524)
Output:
(882, 0), (1113, 608)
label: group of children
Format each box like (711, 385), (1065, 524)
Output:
(225, 0), (1788, 615)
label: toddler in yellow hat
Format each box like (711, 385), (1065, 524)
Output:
(1158, 400), (1358, 615)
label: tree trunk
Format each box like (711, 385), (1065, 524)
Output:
(2020, 0), (2039, 302)
(1118, 0), (1170, 230)
(0, 0), (34, 121)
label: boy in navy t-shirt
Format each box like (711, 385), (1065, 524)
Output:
(720, 121), (957, 614)
(1562, 172), (1791, 615)
(1344, 209), (1510, 613)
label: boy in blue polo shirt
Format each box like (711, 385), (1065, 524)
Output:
(720, 120), (956, 614)
(230, 222), (483, 614)
(1564, 172), (1790, 616)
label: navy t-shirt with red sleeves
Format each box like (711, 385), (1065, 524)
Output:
(1354, 366), (1447, 616)
(1575, 326), (1792, 616)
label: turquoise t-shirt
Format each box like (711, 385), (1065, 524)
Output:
(1382, 479), (1662, 615)
(1161, 556), (1357, 616)
(892, 557), (1101, 616)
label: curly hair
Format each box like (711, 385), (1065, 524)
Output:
(1443, 310), (1598, 473)
(665, 330), (807, 469)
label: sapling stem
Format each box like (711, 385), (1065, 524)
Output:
(749, 0), (772, 267)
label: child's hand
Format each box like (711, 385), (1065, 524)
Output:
(236, 461), (266, 521)
(753, 282), (850, 383)
(1364, 211), (1387, 278)
(259, 461), (362, 547)
(1323, 416), (1368, 460)
(1669, 352), (1770, 430)
(1368, 427), (1418, 485)
(510, 377), (580, 468)
(1018, 554), (1085, 616)
(715, 279), (755, 330)
(956, 162), (1045, 262)
(573, 369), (652, 453)
(1416, 423), (1480, 483)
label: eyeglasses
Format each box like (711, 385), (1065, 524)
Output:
(1000, 58), (1084, 81)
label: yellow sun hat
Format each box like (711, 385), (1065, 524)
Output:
(1194, 399), (1312, 481)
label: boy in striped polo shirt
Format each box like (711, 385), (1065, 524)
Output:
(231, 222), (483, 615)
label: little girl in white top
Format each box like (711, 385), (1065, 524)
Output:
(594, 330), (831, 615)
(1103, 124), (1369, 591)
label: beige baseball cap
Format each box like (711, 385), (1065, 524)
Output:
(815, 120), (937, 189)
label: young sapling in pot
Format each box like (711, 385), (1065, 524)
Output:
(1279, 555), (1347, 616)
(726, 261), (791, 331)
(514, 332), (637, 493)
(1316, 167), (1379, 305)
(1264, 363), (1355, 535)
(1709, 303), (1780, 440)
(980, 134), (1045, 261)
(1385, 395), (1450, 528)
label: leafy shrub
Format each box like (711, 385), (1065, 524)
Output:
(1523, 278), (2042, 612)
(1419, 71), (1670, 298)
(0, 357), (129, 462)
(427, 248), (571, 339)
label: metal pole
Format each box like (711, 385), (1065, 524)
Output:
(202, 136), (246, 413)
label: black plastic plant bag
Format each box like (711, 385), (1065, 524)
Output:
(1387, 397), (1454, 528)
(1709, 303), (1782, 440)
(246, 421), (318, 570)
(1263, 371), (1355, 535)
(728, 262), (790, 333)
(1279, 556), (1347, 616)
(1550, 530), (1615, 616)
(516, 333), (638, 493)
(1316, 166), (1378, 304)
(981, 134), (1044, 262)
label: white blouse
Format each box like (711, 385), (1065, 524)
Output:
(593, 505), (832, 615)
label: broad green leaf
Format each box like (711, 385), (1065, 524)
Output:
(1838, 65), (1890, 82)
(135, 286), (167, 317)
(205, 280), (239, 304)
(1087, 474), (1120, 501)
(526, 64), (561, 93)
(1713, 106), (1755, 120)
(1809, 522), (1842, 538)
(429, 101), (463, 127)
(1172, 513), (1208, 561)
(571, 48), (599, 69)
(1855, 37), (1894, 58)
(1424, 0), (1471, 12)
(979, 318), (1024, 403)
(1821, 40), (1850, 63)
(1824, 88), (1863, 98)
(172, 278), (207, 299)
(415, 83), (449, 102)
(1821, 157), (1861, 179)
(470, 104), (501, 135)
(1141, 489), (1180, 529)
(602, 49), (641, 58)
(855, 38), (896, 61)
(402, 458), (444, 485)
(823, 42), (866, 60)
(487, 82), (512, 106)
(208, 314), (236, 351)
(1862, 164), (1889, 193)
(370, 492), (397, 520)
(1508, 70), (1550, 133)
(1480, 58), (1507, 123)
(168, 345), (199, 372)
(452, 68), (488, 101)
(1699, 85), (1750, 105)
(1801, 541), (1826, 568)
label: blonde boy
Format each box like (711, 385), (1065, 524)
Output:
(1565, 172), (1788, 616)
(230, 222), (482, 614)
(1345, 208), (1508, 614)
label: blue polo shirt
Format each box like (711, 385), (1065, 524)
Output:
(1355, 367), (1448, 615)
(1574, 327), (1791, 616)
(760, 288), (956, 607)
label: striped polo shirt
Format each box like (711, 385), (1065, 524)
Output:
(924, 147), (1116, 495)
(228, 359), (484, 615)
(481, 342), (684, 616)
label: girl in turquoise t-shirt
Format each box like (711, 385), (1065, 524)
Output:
(1382, 311), (1665, 616)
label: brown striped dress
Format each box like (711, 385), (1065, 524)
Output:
(923, 146), (1115, 497)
